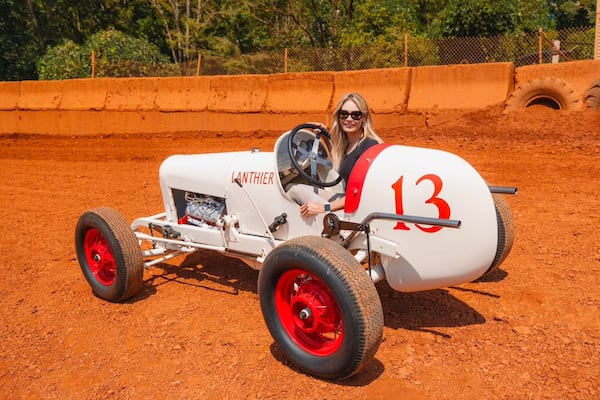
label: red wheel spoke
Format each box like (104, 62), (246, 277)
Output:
(84, 228), (116, 286)
(275, 269), (344, 356)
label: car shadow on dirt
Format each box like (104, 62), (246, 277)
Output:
(375, 283), (489, 339)
(471, 267), (508, 283)
(136, 250), (499, 341)
(267, 342), (386, 385)
(133, 250), (259, 302)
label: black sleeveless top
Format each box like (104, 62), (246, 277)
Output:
(338, 138), (378, 186)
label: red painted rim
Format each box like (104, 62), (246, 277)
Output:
(275, 269), (343, 356)
(83, 228), (116, 286)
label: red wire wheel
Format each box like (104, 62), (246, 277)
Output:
(75, 207), (143, 302)
(275, 269), (344, 356)
(83, 228), (117, 286)
(258, 236), (383, 380)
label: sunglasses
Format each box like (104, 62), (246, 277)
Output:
(338, 110), (364, 121)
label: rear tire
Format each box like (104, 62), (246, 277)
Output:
(258, 236), (383, 380)
(75, 207), (144, 302)
(479, 194), (515, 278)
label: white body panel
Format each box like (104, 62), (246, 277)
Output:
(344, 145), (497, 291)
(158, 148), (326, 256)
(149, 134), (503, 293)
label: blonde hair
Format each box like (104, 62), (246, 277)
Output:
(329, 93), (383, 169)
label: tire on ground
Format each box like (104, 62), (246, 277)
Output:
(504, 77), (582, 112)
(258, 236), (383, 380)
(584, 79), (600, 110)
(75, 207), (144, 302)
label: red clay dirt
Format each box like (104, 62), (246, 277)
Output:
(0, 106), (598, 399)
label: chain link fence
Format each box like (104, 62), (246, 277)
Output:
(100, 26), (596, 77)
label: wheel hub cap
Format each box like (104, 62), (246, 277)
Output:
(84, 228), (116, 286)
(275, 269), (344, 356)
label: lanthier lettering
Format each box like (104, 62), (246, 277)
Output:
(231, 171), (275, 185)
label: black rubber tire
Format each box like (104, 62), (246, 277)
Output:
(480, 194), (515, 278)
(258, 236), (383, 380)
(75, 207), (144, 302)
(505, 77), (582, 111)
(584, 79), (600, 110)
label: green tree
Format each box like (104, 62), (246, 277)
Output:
(0, 0), (40, 80)
(244, 0), (359, 48)
(37, 29), (176, 79)
(150, 0), (222, 65)
(4, 0), (165, 80)
(432, 0), (545, 37)
(549, 0), (597, 29)
(338, 0), (420, 46)
(23, 0), (163, 48)
(335, 0), (451, 47)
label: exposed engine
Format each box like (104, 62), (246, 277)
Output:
(181, 192), (226, 226)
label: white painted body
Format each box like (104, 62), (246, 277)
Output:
(344, 145), (497, 291)
(136, 130), (502, 292)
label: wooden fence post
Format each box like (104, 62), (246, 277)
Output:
(538, 27), (543, 64)
(284, 48), (288, 73)
(196, 53), (202, 76)
(404, 33), (409, 67)
(91, 50), (96, 78)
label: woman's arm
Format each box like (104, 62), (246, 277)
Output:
(299, 196), (345, 217)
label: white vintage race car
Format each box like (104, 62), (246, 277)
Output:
(75, 123), (516, 380)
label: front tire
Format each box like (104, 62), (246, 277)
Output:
(75, 207), (144, 302)
(258, 236), (383, 380)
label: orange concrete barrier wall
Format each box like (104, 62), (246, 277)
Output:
(514, 59), (600, 97)
(61, 78), (108, 110)
(0, 68), (415, 135)
(0, 81), (20, 110)
(4, 60), (595, 136)
(333, 68), (413, 129)
(17, 80), (62, 110)
(0, 82), (20, 134)
(407, 62), (515, 111)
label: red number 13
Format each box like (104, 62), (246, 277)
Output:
(392, 174), (451, 233)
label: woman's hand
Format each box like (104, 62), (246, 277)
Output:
(300, 196), (345, 217)
(307, 122), (327, 132)
(299, 202), (325, 217)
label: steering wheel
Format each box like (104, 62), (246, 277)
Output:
(287, 123), (343, 187)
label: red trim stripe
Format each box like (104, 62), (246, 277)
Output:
(344, 143), (392, 213)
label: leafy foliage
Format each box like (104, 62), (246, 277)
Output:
(37, 40), (88, 80)
(0, 0), (40, 80)
(550, 0), (597, 29)
(431, 0), (552, 37)
(37, 30), (177, 79)
(1, 0), (597, 80)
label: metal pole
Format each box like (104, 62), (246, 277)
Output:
(552, 40), (561, 63)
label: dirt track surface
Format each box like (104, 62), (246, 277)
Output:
(1, 107), (599, 399)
